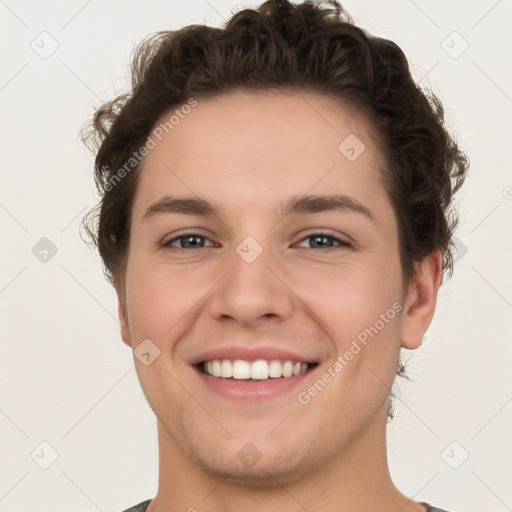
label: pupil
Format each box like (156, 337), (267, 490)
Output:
(185, 235), (202, 248)
(312, 235), (331, 248)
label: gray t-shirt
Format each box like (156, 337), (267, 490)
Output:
(121, 499), (454, 511)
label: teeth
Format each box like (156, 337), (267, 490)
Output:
(282, 361), (293, 378)
(232, 360), (250, 379)
(250, 360), (268, 379)
(268, 360), (282, 378)
(221, 360), (233, 378)
(202, 359), (311, 380)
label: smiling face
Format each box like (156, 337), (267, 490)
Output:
(117, 89), (434, 487)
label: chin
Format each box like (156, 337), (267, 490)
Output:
(195, 449), (304, 488)
(187, 437), (316, 488)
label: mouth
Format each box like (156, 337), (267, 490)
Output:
(195, 359), (319, 380)
(191, 359), (319, 401)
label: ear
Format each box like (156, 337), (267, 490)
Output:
(400, 250), (443, 350)
(118, 298), (132, 348)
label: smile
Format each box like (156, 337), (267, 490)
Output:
(201, 359), (314, 380)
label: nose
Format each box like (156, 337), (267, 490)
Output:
(208, 245), (294, 328)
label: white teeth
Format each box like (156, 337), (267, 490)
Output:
(202, 359), (311, 380)
(250, 360), (269, 380)
(268, 360), (282, 378)
(220, 360), (233, 378)
(282, 361), (293, 378)
(232, 360), (251, 379)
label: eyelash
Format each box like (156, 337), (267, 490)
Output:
(162, 232), (351, 252)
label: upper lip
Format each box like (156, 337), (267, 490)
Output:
(189, 345), (318, 365)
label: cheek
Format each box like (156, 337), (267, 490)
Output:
(124, 259), (201, 344)
(289, 265), (402, 444)
(288, 257), (403, 340)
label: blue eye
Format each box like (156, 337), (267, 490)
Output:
(163, 234), (213, 250)
(163, 232), (350, 252)
(297, 233), (350, 251)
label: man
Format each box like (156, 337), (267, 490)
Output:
(81, 1), (468, 511)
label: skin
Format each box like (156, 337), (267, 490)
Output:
(117, 90), (442, 512)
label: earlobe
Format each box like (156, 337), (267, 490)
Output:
(400, 250), (442, 350)
(118, 299), (132, 348)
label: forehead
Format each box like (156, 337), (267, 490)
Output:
(132, 90), (390, 220)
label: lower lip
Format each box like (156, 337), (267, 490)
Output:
(193, 365), (316, 401)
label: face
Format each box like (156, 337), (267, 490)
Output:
(118, 90), (431, 485)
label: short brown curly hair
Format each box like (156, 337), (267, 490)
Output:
(81, 0), (469, 418)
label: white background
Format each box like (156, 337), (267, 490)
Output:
(0, 1), (511, 511)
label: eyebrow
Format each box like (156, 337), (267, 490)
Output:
(142, 194), (376, 223)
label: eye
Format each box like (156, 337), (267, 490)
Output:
(296, 232), (351, 251)
(162, 231), (351, 252)
(163, 233), (215, 251)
